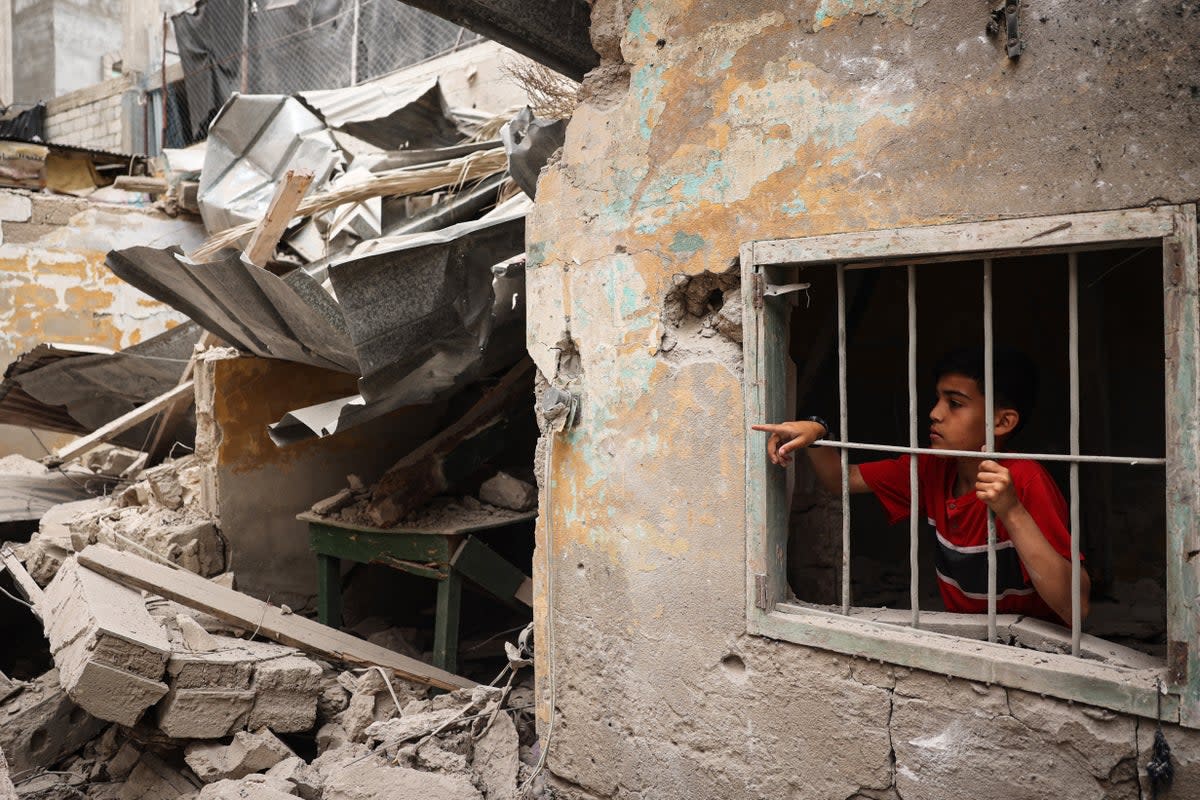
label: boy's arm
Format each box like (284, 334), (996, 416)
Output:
(750, 420), (870, 495)
(976, 461), (1091, 623)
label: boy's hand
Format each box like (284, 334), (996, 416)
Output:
(975, 460), (1019, 515)
(750, 421), (827, 466)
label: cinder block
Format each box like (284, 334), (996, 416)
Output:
(156, 688), (256, 739)
(0, 191), (32, 223)
(248, 656), (322, 733)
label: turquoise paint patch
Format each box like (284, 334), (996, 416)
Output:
(669, 231), (706, 254)
(627, 5), (651, 38)
(632, 63), (667, 140)
(527, 241), (547, 268)
(829, 153), (854, 166)
(781, 198), (808, 215)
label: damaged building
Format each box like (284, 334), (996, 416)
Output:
(3, 0), (1200, 799)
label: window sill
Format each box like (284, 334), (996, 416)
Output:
(752, 603), (1174, 723)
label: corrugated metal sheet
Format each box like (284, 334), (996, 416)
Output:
(105, 247), (359, 374)
(298, 77), (461, 150)
(197, 94), (342, 237)
(329, 196), (529, 403)
(0, 324), (203, 448)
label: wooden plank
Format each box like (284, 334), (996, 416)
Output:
(450, 536), (532, 607)
(752, 205), (1180, 267)
(76, 544), (475, 691)
(145, 332), (216, 466)
(45, 381), (194, 467)
(761, 607), (1174, 723)
(0, 545), (45, 610)
(243, 169), (314, 268)
(113, 176), (169, 194)
(1163, 204), (1200, 726)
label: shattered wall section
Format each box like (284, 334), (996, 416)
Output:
(0, 189), (203, 456)
(195, 354), (445, 608)
(526, 0), (1200, 797)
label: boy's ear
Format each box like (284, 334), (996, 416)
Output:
(994, 407), (1019, 438)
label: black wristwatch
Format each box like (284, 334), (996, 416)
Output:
(803, 415), (831, 447)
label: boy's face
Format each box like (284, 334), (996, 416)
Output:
(928, 373), (1016, 453)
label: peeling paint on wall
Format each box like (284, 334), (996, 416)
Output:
(0, 191), (203, 371)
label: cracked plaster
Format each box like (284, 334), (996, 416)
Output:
(528, 0), (1200, 797)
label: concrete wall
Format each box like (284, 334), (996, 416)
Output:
(195, 355), (443, 610)
(53, 0), (122, 97)
(0, 0), (12, 106)
(43, 75), (133, 151)
(0, 188), (201, 456)
(526, 1), (1200, 798)
(11, 0), (54, 105)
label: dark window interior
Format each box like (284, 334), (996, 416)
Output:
(785, 246), (1166, 656)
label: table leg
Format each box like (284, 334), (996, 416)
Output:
(433, 569), (462, 673)
(316, 554), (342, 629)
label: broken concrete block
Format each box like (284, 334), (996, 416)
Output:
(143, 466), (184, 511)
(311, 489), (354, 516)
(117, 752), (199, 800)
(472, 714), (520, 800)
(197, 775), (297, 800)
(316, 674), (350, 723)
(0, 191), (32, 223)
(322, 759), (483, 800)
(165, 649), (255, 691)
(478, 472), (537, 512)
(184, 729), (295, 784)
(156, 688), (256, 739)
(0, 745), (16, 800)
(0, 670), (106, 774)
(177, 615), (219, 652)
(265, 756), (321, 800)
(364, 708), (462, 750)
(38, 559), (170, 726)
(247, 656), (322, 733)
(316, 722), (350, 755)
(0, 672), (16, 704)
(106, 741), (143, 782)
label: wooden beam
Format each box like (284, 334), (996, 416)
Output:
(76, 544), (475, 691)
(44, 381), (194, 467)
(113, 176), (169, 195)
(243, 169), (314, 268)
(367, 359), (534, 527)
(0, 545), (45, 610)
(752, 205), (1181, 268)
(144, 333), (215, 466)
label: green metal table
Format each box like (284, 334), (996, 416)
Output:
(298, 510), (535, 674)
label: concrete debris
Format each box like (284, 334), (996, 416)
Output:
(478, 472), (537, 512)
(321, 758), (483, 800)
(117, 752), (198, 800)
(473, 714), (520, 800)
(1, 746), (17, 800)
(38, 559), (171, 727)
(0, 671), (106, 775)
(155, 688), (256, 740)
(0, 672), (17, 704)
(21, 456), (224, 589)
(184, 728), (295, 783)
(264, 756), (322, 800)
(195, 775), (297, 800)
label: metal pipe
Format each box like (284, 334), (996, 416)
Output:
(1069, 252), (1082, 656)
(908, 264), (920, 628)
(807, 440), (1164, 466)
(984, 258), (997, 642)
(350, 0), (360, 85)
(838, 263), (851, 614)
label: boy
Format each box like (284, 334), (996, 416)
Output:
(751, 348), (1089, 625)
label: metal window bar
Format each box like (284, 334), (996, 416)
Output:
(1069, 252), (1082, 656)
(984, 259), (997, 642)
(908, 265), (920, 629)
(806, 441), (1164, 466)
(838, 263), (851, 615)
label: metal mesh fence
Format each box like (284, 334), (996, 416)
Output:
(147, 0), (479, 152)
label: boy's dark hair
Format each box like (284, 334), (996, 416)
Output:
(933, 347), (1038, 436)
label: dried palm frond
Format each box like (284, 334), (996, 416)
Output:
(190, 147), (508, 261)
(501, 60), (581, 120)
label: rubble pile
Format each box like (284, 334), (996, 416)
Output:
(0, 543), (538, 799)
(0, 49), (553, 800)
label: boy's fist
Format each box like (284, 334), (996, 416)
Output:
(975, 459), (1018, 515)
(750, 420), (828, 466)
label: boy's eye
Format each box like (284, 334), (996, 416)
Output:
(949, 400), (962, 409)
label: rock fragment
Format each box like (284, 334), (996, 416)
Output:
(478, 472), (537, 512)
(184, 729), (295, 783)
(0, 670), (106, 774)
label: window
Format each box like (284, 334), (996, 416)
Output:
(742, 205), (1200, 727)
